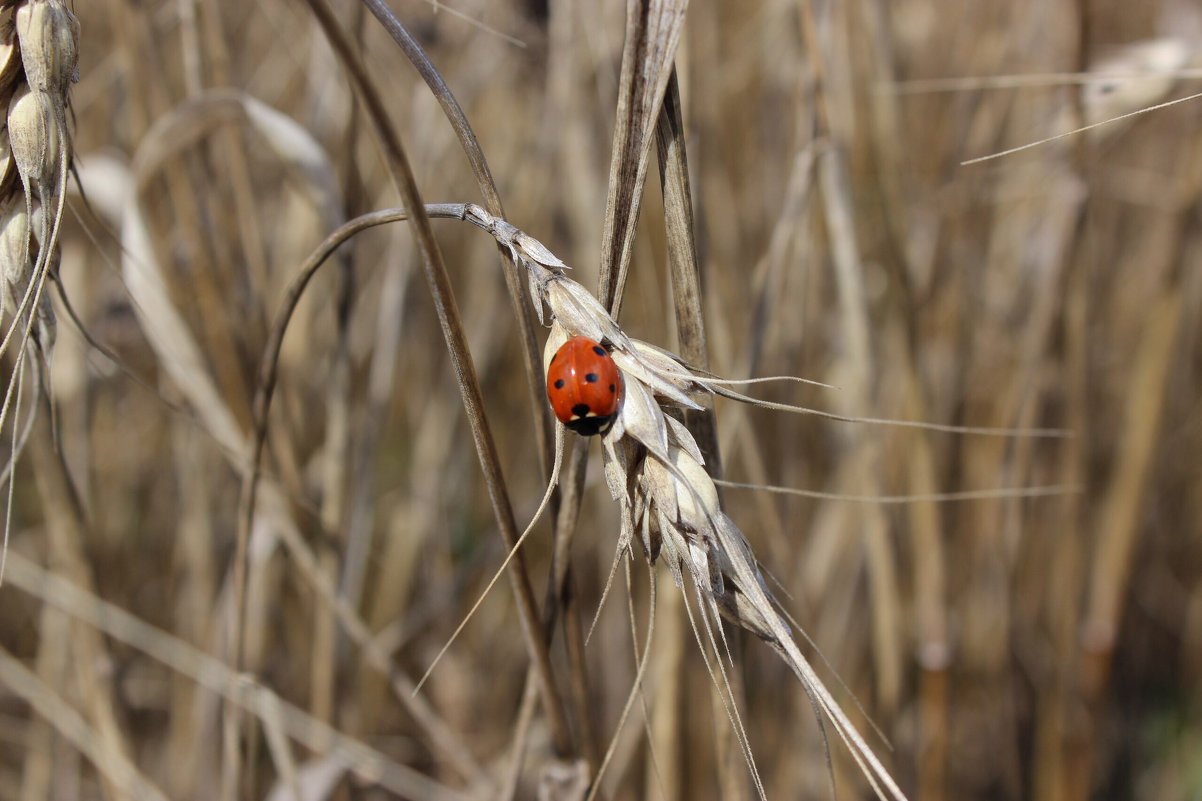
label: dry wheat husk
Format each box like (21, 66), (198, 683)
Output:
(467, 202), (908, 801)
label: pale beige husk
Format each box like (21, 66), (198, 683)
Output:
(0, 0), (80, 580)
(14, 0), (79, 97)
(0, 0), (78, 378)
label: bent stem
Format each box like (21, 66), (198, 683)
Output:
(360, 0), (554, 485)
(251, 4), (573, 770)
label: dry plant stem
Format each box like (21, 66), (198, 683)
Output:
(545, 438), (590, 616)
(655, 68), (719, 473)
(360, 0), (554, 484)
(1049, 253), (1091, 801)
(231, 207), (506, 789)
(259, 691), (302, 801)
(599, 0), (690, 312)
(644, 586), (684, 801)
(711, 661), (752, 801)
(2, 552), (469, 801)
(805, 0), (902, 708)
(268, 3), (574, 761)
(109, 0), (152, 133)
(477, 436), (587, 787)
(546, 0), (607, 258)
(1042, 30), (1092, 797)
(655, 65), (730, 798)
(113, 0), (235, 390)
(541, 470), (597, 759)
(541, 441), (592, 753)
(625, 561), (660, 783)
(818, 146), (903, 711)
(573, 4), (694, 777)
(563, 576), (601, 768)
(585, 564), (657, 801)
(0, 647), (170, 801)
(678, 581), (765, 801)
(261, 531), (484, 796)
(29, 403), (132, 801)
(315, 159), (357, 727)
(197, 0), (271, 326)
(20, 602), (68, 801)
(832, 0), (950, 730)
(543, 4), (692, 780)
(314, 322), (352, 723)
(498, 677), (541, 801)
(359, 7), (592, 759)
(343, 250), (412, 626)
(1033, 288), (1088, 801)
(166, 425), (220, 796)
(499, 437), (589, 786)
(852, 0), (919, 300)
(337, 4), (389, 633)
(1082, 295), (1182, 697)
(714, 147), (814, 567)
(898, 357), (949, 801)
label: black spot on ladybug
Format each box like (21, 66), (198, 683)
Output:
(592, 345), (605, 356)
(609, 383), (616, 393)
(554, 379), (565, 389)
(585, 373), (598, 383)
(572, 403), (590, 417)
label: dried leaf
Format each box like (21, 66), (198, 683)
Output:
(598, 0), (690, 311)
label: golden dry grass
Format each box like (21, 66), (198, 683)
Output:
(0, 0), (1199, 799)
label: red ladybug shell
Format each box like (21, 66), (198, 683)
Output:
(546, 336), (623, 436)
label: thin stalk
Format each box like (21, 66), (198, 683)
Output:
(30, 392), (133, 801)
(247, 5), (574, 756)
(359, 0), (554, 484)
(356, 8), (591, 764)
(655, 65), (732, 798)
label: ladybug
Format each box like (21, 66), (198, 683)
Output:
(546, 336), (623, 436)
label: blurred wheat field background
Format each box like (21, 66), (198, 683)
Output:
(0, 0), (1199, 799)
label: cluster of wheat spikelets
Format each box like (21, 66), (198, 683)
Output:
(467, 204), (908, 800)
(0, 0), (77, 409)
